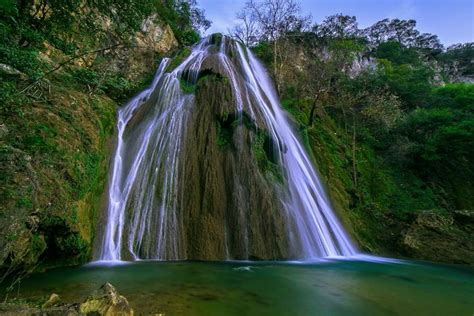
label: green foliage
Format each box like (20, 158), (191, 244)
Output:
(16, 196), (33, 208)
(179, 78), (196, 94)
(102, 75), (135, 101)
(71, 68), (100, 87)
(432, 83), (474, 108)
(259, 13), (473, 255)
(251, 132), (283, 182)
(376, 59), (433, 109)
(0, 0), (16, 15)
(401, 84), (474, 172)
(438, 43), (474, 76)
(252, 42), (273, 65)
(0, 10), (46, 79)
(375, 41), (421, 65)
(328, 38), (364, 55)
(153, 0), (210, 45)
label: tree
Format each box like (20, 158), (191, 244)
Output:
(363, 18), (390, 47)
(313, 14), (359, 39)
(232, 0), (310, 91)
(363, 17), (443, 53)
(388, 19), (418, 46)
(439, 42), (474, 77)
(415, 33), (443, 52)
(231, 8), (261, 46)
(174, 0), (211, 34)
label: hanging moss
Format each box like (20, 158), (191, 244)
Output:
(251, 131), (284, 183)
(179, 78), (196, 94)
(216, 120), (233, 148)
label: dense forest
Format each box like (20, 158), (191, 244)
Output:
(0, 0), (473, 298)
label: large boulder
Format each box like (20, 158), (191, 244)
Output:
(79, 283), (134, 316)
(402, 210), (474, 265)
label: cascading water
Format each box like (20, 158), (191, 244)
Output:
(98, 34), (357, 262)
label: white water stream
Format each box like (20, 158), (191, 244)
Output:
(99, 36), (357, 261)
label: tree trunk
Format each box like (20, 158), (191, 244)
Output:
(307, 98), (318, 127)
(342, 105), (348, 134)
(352, 116), (358, 188)
(273, 39), (279, 93)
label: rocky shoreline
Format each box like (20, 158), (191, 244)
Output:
(0, 283), (136, 316)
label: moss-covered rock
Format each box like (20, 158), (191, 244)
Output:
(0, 86), (116, 276)
(177, 59), (290, 259)
(402, 210), (474, 264)
(80, 282), (134, 316)
(166, 47), (192, 73)
(0, 3), (181, 278)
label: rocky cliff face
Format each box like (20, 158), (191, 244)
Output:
(180, 60), (290, 260)
(402, 210), (474, 264)
(109, 15), (179, 82)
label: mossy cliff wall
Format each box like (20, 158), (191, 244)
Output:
(0, 89), (116, 271)
(179, 66), (290, 260)
(0, 16), (178, 277)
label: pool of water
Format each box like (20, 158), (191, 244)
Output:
(4, 259), (474, 315)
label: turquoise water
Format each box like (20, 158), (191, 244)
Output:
(5, 259), (474, 315)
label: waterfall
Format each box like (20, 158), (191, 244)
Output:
(98, 35), (357, 262)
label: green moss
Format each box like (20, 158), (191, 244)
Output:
(216, 121), (232, 148)
(16, 196), (32, 208)
(251, 131), (284, 183)
(215, 112), (258, 150)
(209, 33), (223, 46)
(180, 78), (196, 94)
(166, 47), (192, 72)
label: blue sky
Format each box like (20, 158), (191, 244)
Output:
(198, 0), (474, 46)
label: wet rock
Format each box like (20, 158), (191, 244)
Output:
(402, 210), (474, 265)
(108, 17), (178, 82)
(79, 282), (134, 316)
(0, 63), (27, 79)
(42, 293), (61, 309)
